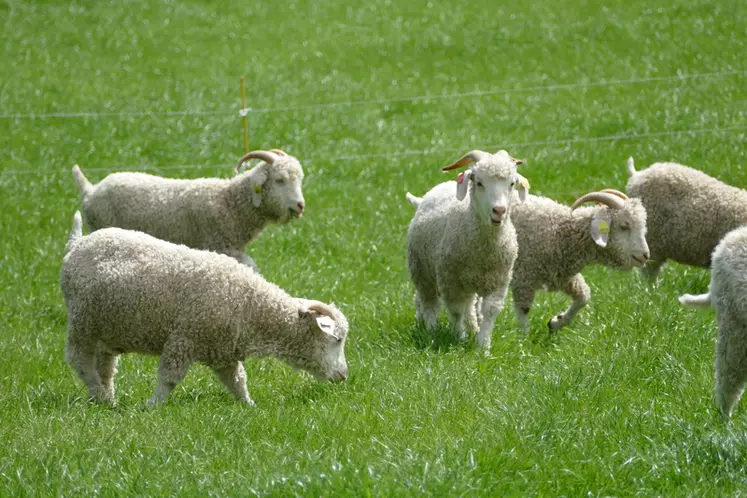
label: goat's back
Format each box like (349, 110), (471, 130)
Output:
(710, 226), (747, 319)
(82, 173), (231, 248)
(626, 162), (747, 266)
(61, 228), (276, 353)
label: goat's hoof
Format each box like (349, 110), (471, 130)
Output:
(548, 316), (563, 332)
(145, 397), (162, 407)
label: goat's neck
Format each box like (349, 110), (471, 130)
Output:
(235, 297), (302, 359)
(225, 176), (270, 244)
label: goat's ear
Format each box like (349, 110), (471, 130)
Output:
(298, 302), (340, 340)
(456, 169), (472, 201)
(590, 212), (611, 247)
(315, 315), (338, 339)
(516, 174), (530, 203)
(249, 165), (269, 207)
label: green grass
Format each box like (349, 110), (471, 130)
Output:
(1, 0), (746, 494)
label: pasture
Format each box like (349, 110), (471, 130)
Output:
(1, 0), (745, 494)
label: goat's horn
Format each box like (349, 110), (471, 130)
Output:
(509, 155), (524, 165)
(298, 299), (335, 318)
(234, 150), (280, 174)
(571, 192), (625, 211)
(442, 150), (490, 172)
(599, 189), (629, 200)
(269, 149), (288, 156)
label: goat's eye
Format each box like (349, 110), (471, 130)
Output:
(620, 224), (631, 231)
(510, 182), (515, 188)
(275, 178), (286, 185)
(476, 181), (484, 188)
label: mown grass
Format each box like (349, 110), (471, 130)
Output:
(1, 0), (746, 494)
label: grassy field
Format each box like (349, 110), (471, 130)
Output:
(1, 0), (746, 494)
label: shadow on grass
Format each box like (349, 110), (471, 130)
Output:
(527, 326), (561, 349)
(284, 381), (340, 406)
(408, 322), (475, 352)
(403, 317), (563, 353)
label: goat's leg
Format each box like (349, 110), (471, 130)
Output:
(512, 285), (536, 333)
(414, 285), (440, 331)
(715, 315), (747, 419)
(476, 282), (510, 349)
(148, 336), (194, 405)
(548, 274), (590, 331)
(445, 296), (474, 342)
(212, 361), (255, 406)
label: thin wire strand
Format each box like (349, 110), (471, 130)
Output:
(2, 125), (743, 176)
(0, 70), (743, 120)
(323, 125), (747, 163)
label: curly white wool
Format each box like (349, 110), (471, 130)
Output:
(406, 150), (527, 349)
(72, 149), (306, 270)
(626, 157), (747, 279)
(680, 225), (747, 419)
(509, 190), (649, 331)
(61, 212), (349, 406)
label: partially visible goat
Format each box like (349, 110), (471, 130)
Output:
(680, 225), (747, 419)
(626, 157), (747, 279)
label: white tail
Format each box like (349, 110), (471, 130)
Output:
(678, 293), (712, 309)
(66, 211), (83, 254)
(626, 157), (636, 176)
(406, 192), (422, 208)
(72, 165), (93, 196)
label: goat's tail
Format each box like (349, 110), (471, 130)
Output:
(72, 165), (93, 197)
(406, 192), (422, 209)
(679, 292), (712, 309)
(626, 157), (637, 176)
(66, 211), (83, 254)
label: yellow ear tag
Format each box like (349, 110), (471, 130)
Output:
(520, 178), (530, 190)
(253, 184), (263, 194)
(597, 220), (610, 234)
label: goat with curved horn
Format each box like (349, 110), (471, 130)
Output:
(505, 184), (649, 334)
(442, 150), (490, 171)
(298, 299), (336, 318)
(571, 191), (625, 211)
(600, 189), (629, 200)
(70, 148), (306, 274)
(234, 150), (280, 175)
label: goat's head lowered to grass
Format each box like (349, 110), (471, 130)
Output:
(292, 299), (349, 383)
(443, 149), (529, 226)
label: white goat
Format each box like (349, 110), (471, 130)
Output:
(406, 150), (527, 349)
(510, 189), (650, 331)
(680, 225), (747, 419)
(61, 212), (348, 406)
(626, 157), (747, 279)
(72, 149), (305, 268)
